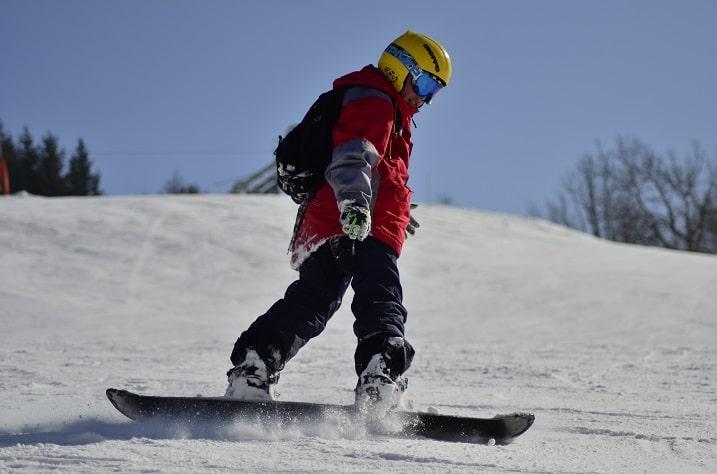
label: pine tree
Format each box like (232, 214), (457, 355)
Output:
(37, 133), (66, 196)
(66, 138), (102, 195)
(163, 170), (200, 194)
(18, 127), (41, 194)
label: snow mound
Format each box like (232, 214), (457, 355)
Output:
(1, 194), (715, 473)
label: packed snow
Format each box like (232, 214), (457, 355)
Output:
(1, 193), (715, 473)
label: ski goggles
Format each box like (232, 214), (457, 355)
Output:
(385, 43), (445, 103)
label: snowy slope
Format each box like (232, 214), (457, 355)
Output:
(1, 193), (715, 473)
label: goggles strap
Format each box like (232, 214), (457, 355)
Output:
(385, 43), (444, 101)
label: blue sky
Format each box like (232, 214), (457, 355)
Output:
(2, 0), (716, 215)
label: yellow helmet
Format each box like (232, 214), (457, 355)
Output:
(378, 30), (452, 102)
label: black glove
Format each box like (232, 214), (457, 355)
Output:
(277, 172), (312, 204)
(406, 203), (420, 237)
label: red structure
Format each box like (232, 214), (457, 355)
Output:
(0, 158), (10, 195)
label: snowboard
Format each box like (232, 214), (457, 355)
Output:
(106, 388), (534, 444)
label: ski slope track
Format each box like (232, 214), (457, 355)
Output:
(1, 193), (715, 473)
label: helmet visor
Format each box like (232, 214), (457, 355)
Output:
(385, 43), (445, 104)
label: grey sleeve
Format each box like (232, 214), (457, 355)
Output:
(324, 138), (380, 209)
(324, 87), (392, 209)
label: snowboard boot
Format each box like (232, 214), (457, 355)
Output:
(355, 337), (410, 418)
(225, 348), (279, 401)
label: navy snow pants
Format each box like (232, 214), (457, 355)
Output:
(230, 236), (414, 377)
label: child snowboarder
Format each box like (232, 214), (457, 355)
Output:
(226, 30), (452, 416)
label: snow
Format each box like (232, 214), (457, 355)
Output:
(1, 193), (716, 473)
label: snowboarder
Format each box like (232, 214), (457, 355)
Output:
(226, 30), (453, 415)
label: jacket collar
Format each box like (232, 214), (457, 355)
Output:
(333, 65), (419, 118)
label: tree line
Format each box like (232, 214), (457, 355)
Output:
(4, 120), (715, 255)
(0, 121), (101, 196)
(533, 136), (717, 255)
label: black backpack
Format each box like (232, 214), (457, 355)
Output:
(274, 88), (346, 204)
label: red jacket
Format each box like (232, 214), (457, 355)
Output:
(289, 65), (419, 269)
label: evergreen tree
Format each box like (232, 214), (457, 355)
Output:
(37, 133), (66, 196)
(0, 122), (104, 196)
(163, 170), (200, 194)
(18, 127), (41, 194)
(65, 138), (102, 195)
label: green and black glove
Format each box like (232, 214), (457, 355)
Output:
(339, 202), (371, 241)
